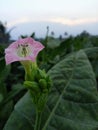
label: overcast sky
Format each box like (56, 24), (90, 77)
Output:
(0, 0), (98, 38)
(0, 0), (98, 26)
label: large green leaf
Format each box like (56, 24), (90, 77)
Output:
(3, 50), (98, 130)
(84, 47), (98, 77)
(84, 47), (98, 58)
(42, 50), (98, 130)
(3, 92), (35, 130)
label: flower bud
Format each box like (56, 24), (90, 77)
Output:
(24, 81), (40, 93)
(39, 79), (47, 91)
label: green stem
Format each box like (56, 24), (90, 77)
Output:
(34, 109), (42, 130)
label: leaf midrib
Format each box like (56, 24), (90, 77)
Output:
(42, 54), (77, 130)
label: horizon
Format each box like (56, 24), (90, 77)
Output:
(7, 21), (98, 40)
(1, 0), (98, 39)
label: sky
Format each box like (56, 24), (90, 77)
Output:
(0, 0), (98, 39)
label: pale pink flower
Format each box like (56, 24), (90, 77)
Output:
(5, 37), (44, 65)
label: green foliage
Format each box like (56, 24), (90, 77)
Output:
(3, 50), (98, 130)
(42, 50), (98, 130)
(0, 23), (98, 130)
(0, 58), (26, 129)
(3, 93), (35, 130)
(0, 21), (11, 44)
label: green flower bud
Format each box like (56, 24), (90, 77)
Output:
(39, 79), (47, 91)
(46, 75), (52, 90)
(36, 69), (47, 80)
(24, 81), (40, 93)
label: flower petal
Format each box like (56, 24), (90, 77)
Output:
(5, 37), (44, 65)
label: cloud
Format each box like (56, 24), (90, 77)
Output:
(7, 17), (30, 27)
(7, 16), (98, 28)
(49, 17), (98, 26)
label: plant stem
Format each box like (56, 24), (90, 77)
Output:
(34, 109), (42, 130)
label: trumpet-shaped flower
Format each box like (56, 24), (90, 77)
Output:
(5, 37), (44, 65)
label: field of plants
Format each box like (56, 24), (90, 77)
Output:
(0, 22), (98, 130)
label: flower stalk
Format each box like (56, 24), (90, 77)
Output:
(34, 109), (42, 130)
